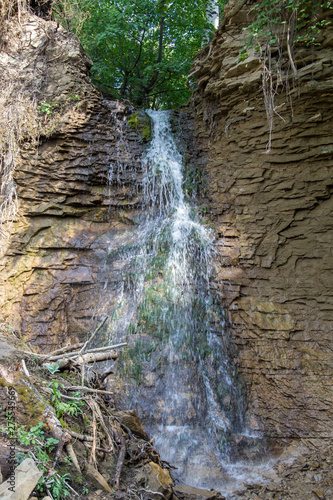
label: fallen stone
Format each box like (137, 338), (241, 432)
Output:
(0, 458), (42, 500)
(173, 484), (226, 499)
(312, 489), (324, 499)
(142, 461), (173, 499)
(113, 410), (149, 440)
(84, 463), (113, 493)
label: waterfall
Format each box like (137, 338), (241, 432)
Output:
(102, 110), (268, 496)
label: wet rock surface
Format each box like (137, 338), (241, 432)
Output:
(232, 442), (333, 500)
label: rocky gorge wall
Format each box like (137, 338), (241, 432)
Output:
(0, 3), (333, 496)
(188, 3), (333, 447)
(0, 13), (147, 351)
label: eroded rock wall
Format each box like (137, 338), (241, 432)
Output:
(189, 6), (333, 443)
(0, 14), (146, 351)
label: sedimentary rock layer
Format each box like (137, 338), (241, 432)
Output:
(0, 14), (146, 350)
(190, 5), (333, 441)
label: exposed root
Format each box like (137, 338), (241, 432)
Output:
(65, 442), (81, 473)
(113, 420), (126, 490)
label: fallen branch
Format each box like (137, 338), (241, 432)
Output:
(65, 442), (81, 473)
(91, 400), (114, 453)
(46, 342), (84, 358)
(44, 409), (71, 468)
(79, 315), (108, 354)
(65, 386), (113, 396)
(21, 359), (30, 377)
(88, 399), (97, 467)
(113, 421), (126, 489)
(47, 350), (120, 371)
(67, 429), (94, 442)
(138, 489), (167, 499)
(24, 342), (84, 359)
(47, 343), (126, 362)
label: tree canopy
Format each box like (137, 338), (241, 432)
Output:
(55, 0), (224, 108)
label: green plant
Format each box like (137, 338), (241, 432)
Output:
(48, 380), (64, 403)
(37, 102), (52, 116)
(243, 0), (332, 51)
(55, 0), (225, 108)
(45, 362), (61, 374)
(47, 380), (84, 418)
(239, 0), (332, 150)
(37, 472), (71, 499)
(17, 422), (45, 446)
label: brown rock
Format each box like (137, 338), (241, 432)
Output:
(174, 485), (225, 500)
(186, 1), (333, 445)
(113, 410), (149, 440)
(142, 461), (173, 500)
(0, 458), (42, 500)
(84, 463), (113, 494)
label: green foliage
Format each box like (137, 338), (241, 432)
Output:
(128, 111), (151, 138)
(37, 101), (52, 115)
(55, 0), (224, 108)
(17, 422), (45, 446)
(47, 380), (84, 418)
(38, 473), (71, 499)
(1, 420), (71, 498)
(46, 362), (61, 374)
(242, 0), (332, 55)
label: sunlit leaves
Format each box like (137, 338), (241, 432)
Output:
(59, 0), (223, 108)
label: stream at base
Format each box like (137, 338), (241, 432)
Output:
(100, 110), (271, 496)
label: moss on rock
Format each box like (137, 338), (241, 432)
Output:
(128, 111), (151, 139)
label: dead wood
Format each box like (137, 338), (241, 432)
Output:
(91, 399), (115, 453)
(67, 429), (94, 442)
(46, 342), (84, 358)
(79, 315), (108, 354)
(21, 358), (30, 377)
(47, 343), (126, 362)
(88, 399), (98, 467)
(76, 350), (120, 364)
(138, 489), (167, 499)
(65, 386), (113, 396)
(44, 409), (71, 468)
(23, 342), (84, 359)
(66, 442), (81, 473)
(46, 349), (120, 371)
(113, 420), (126, 489)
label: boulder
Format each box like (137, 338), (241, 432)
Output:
(141, 461), (173, 500)
(84, 463), (113, 493)
(113, 410), (149, 441)
(0, 458), (42, 500)
(173, 485), (225, 500)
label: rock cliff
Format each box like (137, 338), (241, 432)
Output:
(1, 2), (333, 497)
(189, 1), (333, 451)
(0, 12), (146, 351)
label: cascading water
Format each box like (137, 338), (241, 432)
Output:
(102, 110), (269, 496)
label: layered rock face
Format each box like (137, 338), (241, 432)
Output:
(190, 5), (333, 444)
(0, 14), (146, 351)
